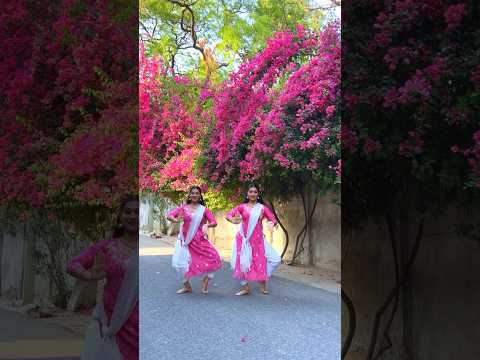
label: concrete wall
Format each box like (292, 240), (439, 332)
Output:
(0, 230), (2, 295)
(0, 221), (92, 308)
(140, 196), (154, 233)
(306, 193), (341, 270)
(1, 225), (23, 300)
(141, 196), (179, 236)
(342, 209), (480, 359)
(0, 224), (26, 300)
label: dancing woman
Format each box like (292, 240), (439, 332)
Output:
(226, 184), (281, 296)
(67, 195), (139, 360)
(167, 186), (222, 294)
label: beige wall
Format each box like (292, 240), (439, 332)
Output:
(1, 221), (91, 308)
(1, 224), (26, 300)
(342, 209), (480, 359)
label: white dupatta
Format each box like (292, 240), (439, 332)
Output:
(80, 280), (104, 360)
(172, 205), (205, 274)
(95, 245), (139, 360)
(230, 203), (262, 273)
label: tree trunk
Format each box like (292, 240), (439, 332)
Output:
(292, 190), (308, 262)
(366, 217), (425, 360)
(292, 191), (318, 264)
(341, 288), (356, 359)
(268, 200), (290, 260)
(307, 193), (317, 266)
(370, 212), (400, 359)
(399, 207), (415, 359)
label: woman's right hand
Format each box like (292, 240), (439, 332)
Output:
(89, 252), (106, 280)
(231, 215), (242, 224)
(169, 215), (183, 223)
(267, 221), (275, 232)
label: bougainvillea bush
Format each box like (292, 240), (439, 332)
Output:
(342, 0), (480, 226)
(0, 0), (138, 227)
(139, 44), (242, 210)
(201, 22), (340, 196)
(140, 22), (340, 206)
(139, 44), (208, 195)
(341, 2), (480, 358)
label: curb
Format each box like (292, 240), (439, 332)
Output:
(0, 301), (34, 315)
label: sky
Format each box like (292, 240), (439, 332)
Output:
(316, 0), (341, 21)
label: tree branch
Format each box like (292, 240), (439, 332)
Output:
(372, 212), (401, 359)
(366, 216), (425, 360)
(341, 288), (356, 359)
(168, 0), (228, 78)
(305, 0), (341, 10)
(139, 20), (154, 40)
(268, 200), (290, 260)
(220, 0), (250, 15)
(292, 193), (318, 264)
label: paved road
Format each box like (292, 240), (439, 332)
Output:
(140, 235), (340, 360)
(0, 308), (82, 359)
(0, 308), (81, 342)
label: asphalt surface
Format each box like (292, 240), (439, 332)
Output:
(0, 308), (80, 342)
(0, 308), (81, 359)
(140, 235), (340, 360)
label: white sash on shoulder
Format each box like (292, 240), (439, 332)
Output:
(230, 203), (262, 273)
(172, 205), (205, 274)
(95, 245), (139, 360)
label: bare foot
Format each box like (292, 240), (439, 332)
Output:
(235, 284), (251, 296)
(202, 277), (209, 294)
(176, 281), (192, 294)
(260, 281), (269, 294)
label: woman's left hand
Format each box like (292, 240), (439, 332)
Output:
(202, 224), (209, 234)
(267, 221), (276, 232)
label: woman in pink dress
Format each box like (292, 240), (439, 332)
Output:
(167, 186), (222, 294)
(67, 195), (139, 360)
(226, 184), (282, 296)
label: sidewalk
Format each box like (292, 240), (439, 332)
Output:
(0, 299), (91, 336)
(142, 234), (341, 294)
(0, 305), (84, 359)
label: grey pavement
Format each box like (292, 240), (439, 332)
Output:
(0, 308), (82, 359)
(0, 308), (81, 342)
(140, 235), (340, 360)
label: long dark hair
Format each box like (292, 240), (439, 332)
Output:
(243, 183), (265, 204)
(186, 186), (206, 206)
(112, 194), (139, 238)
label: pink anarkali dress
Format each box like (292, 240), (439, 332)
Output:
(226, 203), (281, 285)
(168, 205), (222, 281)
(67, 239), (139, 360)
